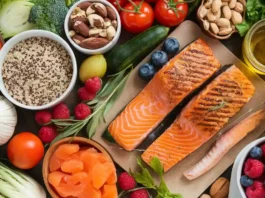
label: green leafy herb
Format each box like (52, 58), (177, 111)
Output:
(236, 0), (265, 36)
(51, 66), (132, 144)
(128, 157), (182, 198)
(208, 100), (227, 112)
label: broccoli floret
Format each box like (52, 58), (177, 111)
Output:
(28, 0), (75, 35)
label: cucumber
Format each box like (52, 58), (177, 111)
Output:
(106, 25), (170, 73)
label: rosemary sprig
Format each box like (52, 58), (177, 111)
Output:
(51, 66), (132, 144)
(208, 100), (228, 112)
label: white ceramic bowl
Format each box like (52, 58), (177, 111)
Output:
(0, 30), (77, 110)
(64, 0), (121, 55)
(229, 137), (265, 198)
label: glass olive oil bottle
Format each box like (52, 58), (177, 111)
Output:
(243, 20), (265, 74)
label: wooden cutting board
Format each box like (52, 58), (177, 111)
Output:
(93, 20), (265, 197)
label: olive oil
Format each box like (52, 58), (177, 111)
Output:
(242, 20), (265, 75)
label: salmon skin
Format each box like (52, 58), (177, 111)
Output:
(142, 66), (255, 172)
(107, 39), (221, 151)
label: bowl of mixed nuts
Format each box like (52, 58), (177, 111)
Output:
(197, 0), (245, 39)
(65, 0), (121, 54)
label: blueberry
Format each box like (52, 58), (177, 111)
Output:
(151, 51), (168, 69)
(163, 38), (180, 55)
(240, 175), (253, 187)
(138, 63), (156, 81)
(250, 146), (263, 159)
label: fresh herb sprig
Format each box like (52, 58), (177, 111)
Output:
(51, 66), (132, 144)
(236, 0), (265, 36)
(123, 157), (182, 198)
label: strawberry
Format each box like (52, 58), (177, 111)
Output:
(38, 126), (57, 143)
(246, 181), (265, 198)
(35, 110), (52, 125)
(74, 103), (91, 120)
(118, 172), (136, 191)
(85, 77), (102, 94)
(78, 87), (96, 101)
(244, 158), (265, 178)
(53, 103), (70, 119)
(130, 189), (149, 198)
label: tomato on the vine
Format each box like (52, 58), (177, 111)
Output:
(155, 0), (188, 27)
(144, 0), (158, 4)
(120, 1), (154, 33)
(108, 0), (128, 11)
(7, 132), (44, 169)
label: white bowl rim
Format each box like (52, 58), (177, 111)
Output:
(0, 30), (77, 110)
(64, 0), (121, 54)
(236, 136), (265, 197)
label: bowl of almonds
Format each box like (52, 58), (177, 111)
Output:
(197, 0), (245, 39)
(65, 0), (121, 54)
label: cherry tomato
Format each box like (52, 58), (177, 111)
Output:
(120, 1), (154, 33)
(7, 132), (44, 169)
(155, 0), (188, 27)
(108, 0), (128, 11)
(144, 0), (158, 4)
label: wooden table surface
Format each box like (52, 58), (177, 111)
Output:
(0, 13), (248, 197)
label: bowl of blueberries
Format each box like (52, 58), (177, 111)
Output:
(137, 37), (180, 81)
(229, 137), (265, 198)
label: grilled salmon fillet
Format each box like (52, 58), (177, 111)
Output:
(142, 66), (255, 172)
(108, 39), (221, 151)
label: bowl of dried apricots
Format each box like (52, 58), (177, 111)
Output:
(42, 137), (117, 198)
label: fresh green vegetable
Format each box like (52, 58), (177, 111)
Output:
(51, 66), (133, 143)
(0, 0), (35, 39)
(106, 25), (170, 73)
(127, 157), (182, 198)
(188, 0), (201, 15)
(0, 162), (46, 198)
(236, 0), (265, 36)
(28, 0), (76, 35)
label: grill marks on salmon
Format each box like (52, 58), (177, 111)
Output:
(108, 39), (221, 151)
(142, 66), (255, 172)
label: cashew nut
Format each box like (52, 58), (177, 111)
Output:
(204, 0), (213, 8)
(234, 2), (244, 13)
(222, 6), (232, 20)
(218, 27), (233, 35)
(199, 6), (208, 18)
(229, 0), (237, 9)
(212, 0), (222, 13)
(238, 0), (246, 6)
(231, 10), (243, 25)
(214, 9), (221, 19)
(216, 18), (231, 27)
(207, 10), (217, 22)
(203, 20), (210, 30)
(210, 23), (219, 34)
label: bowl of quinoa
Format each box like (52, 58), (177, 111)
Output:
(0, 30), (77, 110)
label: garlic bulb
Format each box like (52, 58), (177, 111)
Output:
(0, 96), (17, 145)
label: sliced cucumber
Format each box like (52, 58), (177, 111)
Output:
(0, 0), (35, 39)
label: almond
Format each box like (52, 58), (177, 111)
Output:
(80, 37), (109, 49)
(106, 6), (117, 20)
(73, 21), (90, 37)
(77, 2), (92, 11)
(112, 20), (118, 29)
(210, 177), (229, 198)
(94, 3), (107, 17)
(72, 34), (86, 45)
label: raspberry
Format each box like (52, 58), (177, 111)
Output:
(85, 77), (102, 94)
(130, 189), (149, 198)
(53, 103), (70, 119)
(74, 103), (91, 120)
(244, 158), (265, 178)
(78, 87), (96, 101)
(118, 172), (136, 191)
(35, 110), (52, 125)
(38, 126), (57, 143)
(246, 181), (265, 198)
(260, 144), (265, 158)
